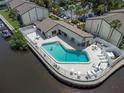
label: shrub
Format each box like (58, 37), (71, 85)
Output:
(9, 31), (28, 51)
(71, 19), (79, 25)
(77, 24), (85, 30)
(120, 43), (124, 50)
(49, 15), (60, 20)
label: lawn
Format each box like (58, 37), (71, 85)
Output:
(0, 9), (20, 30)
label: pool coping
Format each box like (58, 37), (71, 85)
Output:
(41, 41), (91, 64)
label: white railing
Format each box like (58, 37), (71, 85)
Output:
(0, 14), (15, 32)
(24, 35), (124, 83)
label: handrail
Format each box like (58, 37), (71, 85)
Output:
(25, 35), (124, 82)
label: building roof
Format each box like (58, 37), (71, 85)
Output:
(9, 0), (47, 15)
(9, 0), (29, 9)
(55, 21), (92, 37)
(88, 13), (124, 35)
(34, 18), (59, 33)
(88, 13), (117, 20)
(35, 18), (93, 38)
(15, 2), (38, 15)
(109, 8), (124, 14)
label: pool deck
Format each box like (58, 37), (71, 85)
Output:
(18, 28), (124, 87)
(27, 32), (102, 75)
(19, 24), (124, 87)
(25, 31), (124, 87)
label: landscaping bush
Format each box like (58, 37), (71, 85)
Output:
(71, 19), (79, 25)
(77, 24), (85, 30)
(120, 43), (124, 50)
(0, 9), (20, 29)
(49, 15), (60, 20)
(9, 31), (28, 51)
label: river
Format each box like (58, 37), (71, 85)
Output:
(0, 37), (124, 93)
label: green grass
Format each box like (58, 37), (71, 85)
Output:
(0, 9), (20, 30)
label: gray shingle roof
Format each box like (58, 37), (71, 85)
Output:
(35, 18), (93, 38)
(15, 2), (38, 15)
(56, 21), (93, 37)
(88, 13), (124, 35)
(34, 18), (58, 33)
(9, 0), (29, 9)
(9, 0), (46, 15)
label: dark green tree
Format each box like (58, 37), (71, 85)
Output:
(9, 31), (28, 51)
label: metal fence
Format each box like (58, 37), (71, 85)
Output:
(20, 30), (124, 83)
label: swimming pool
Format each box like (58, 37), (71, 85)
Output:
(41, 42), (89, 63)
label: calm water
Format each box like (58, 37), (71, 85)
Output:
(0, 37), (124, 93)
(42, 42), (89, 62)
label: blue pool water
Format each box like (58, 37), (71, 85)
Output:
(42, 42), (89, 63)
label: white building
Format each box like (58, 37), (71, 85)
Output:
(85, 13), (124, 47)
(7, 0), (48, 25)
(0, 0), (10, 6)
(35, 18), (93, 46)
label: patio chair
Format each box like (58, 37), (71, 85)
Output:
(99, 57), (107, 60)
(70, 69), (74, 75)
(35, 35), (40, 40)
(33, 40), (37, 45)
(92, 45), (98, 51)
(100, 59), (109, 63)
(86, 70), (96, 79)
(99, 62), (108, 71)
(97, 53), (105, 57)
(77, 71), (81, 79)
(91, 69), (97, 77)
(92, 62), (103, 72)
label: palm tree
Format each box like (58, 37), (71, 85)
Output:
(97, 4), (105, 15)
(75, 5), (82, 19)
(109, 19), (122, 43)
(52, 3), (60, 14)
(120, 43), (124, 50)
(110, 19), (122, 29)
(68, 4), (75, 20)
(30, 0), (44, 6)
(75, 7), (87, 24)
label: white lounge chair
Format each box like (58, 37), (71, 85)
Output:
(33, 40), (37, 45)
(92, 62), (104, 72)
(91, 69), (97, 77)
(99, 62), (108, 70)
(100, 59), (109, 62)
(92, 45), (98, 51)
(97, 54), (105, 57)
(87, 70), (93, 76)
(99, 57), (107, 60)
(86, 70), (96, 79)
